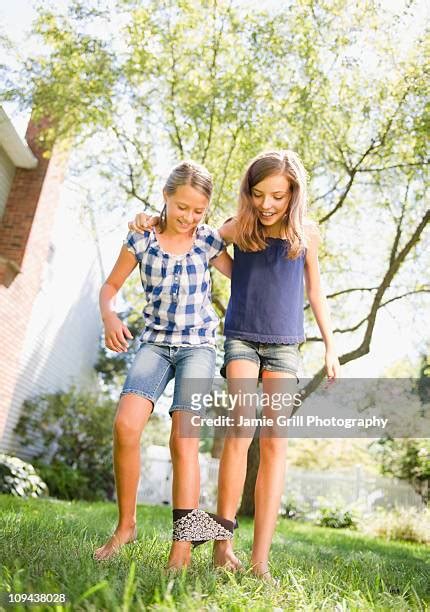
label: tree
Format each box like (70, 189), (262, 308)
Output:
(374, 438), (430, 504)
(2, 0), (428, 515)
(370, 352), (430, 505)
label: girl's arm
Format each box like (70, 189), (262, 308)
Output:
(128, 213), (237, 242)
(218, 217), (237, 245)
(211, 217), (237, 277)
(100, 246), (138, 352)
(211, 250), (233, 278)
(304, 227), (341, 380)
(129, 213), (159, 232)
(127, 213), (236, 277)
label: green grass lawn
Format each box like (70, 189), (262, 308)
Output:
(0, 494), (429, 611)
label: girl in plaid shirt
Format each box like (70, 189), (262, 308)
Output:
(129, 150), (340, 582)
(94, 161), (235, 569)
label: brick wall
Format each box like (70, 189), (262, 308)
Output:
(0, 117), (67, 441)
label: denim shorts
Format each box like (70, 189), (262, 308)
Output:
(221, 337), (301, 382)
(121, 342), (216, 416)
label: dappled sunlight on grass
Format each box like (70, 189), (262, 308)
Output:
(0, 495), (429, 610)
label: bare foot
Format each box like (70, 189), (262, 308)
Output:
(251, 561), (280, 585)
(165, 541), (192, 571)
(93, 524), (137, 561)
(213, 540), (243, 571)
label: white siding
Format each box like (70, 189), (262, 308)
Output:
(0, 145), (15, 218)
(1, 185), (104, 459)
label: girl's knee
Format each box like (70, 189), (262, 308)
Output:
(113, 414), (142, 442)
(169, 434), (199, 462)
(259, 436), (288, 456)
(223, 436), (253, 455)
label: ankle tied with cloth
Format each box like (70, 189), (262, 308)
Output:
(172, 509), (238, 547)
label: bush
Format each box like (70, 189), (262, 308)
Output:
(34, 461), (92, 501)
(280, 494), (311, 520)
(359, 507), (430, 544)
(372, 438), (430, 504)
(314, 500), (359, 529)
(280, 495), (360, 528)
(14, 388), (116, 501)
(0, 454), (48, 498)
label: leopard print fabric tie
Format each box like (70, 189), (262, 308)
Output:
(172, 508), (238, 547)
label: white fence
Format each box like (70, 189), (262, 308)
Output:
(284, 466), (423, 512)
(137, 447), (423, 511)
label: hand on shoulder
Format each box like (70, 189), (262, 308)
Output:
(219, 216), (238, 245)
(128, 211), (160, 233)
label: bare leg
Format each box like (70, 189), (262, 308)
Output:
(93, 394), (152, 560)
(213, 360), (259, 569)
(166, 412), (200, 570)
(251, 371), (293, 579)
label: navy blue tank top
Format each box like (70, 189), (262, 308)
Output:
(224, 239), (305, 344)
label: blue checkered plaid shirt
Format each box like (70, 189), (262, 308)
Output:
(124, 224), (225, 346)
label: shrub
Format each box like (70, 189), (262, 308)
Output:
(34, 461), (92, 501)
(359, 507), (430, 544)
(372, 438), (430, 504)
(314, 500), (359, 529)
(280, 494), (311, 520)
(14, 388), (116, 501)
(0, 454), (48, 498)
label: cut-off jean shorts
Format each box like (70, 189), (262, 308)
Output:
(121, 342), (216, 416)
(221, 337), (301, 382)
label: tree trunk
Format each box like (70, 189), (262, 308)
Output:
(238, 435), (260, 517)
(210, 395), (226, 459)
(211, 435), (224, 459)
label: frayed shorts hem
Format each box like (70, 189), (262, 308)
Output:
(261, 367), (300, 384)
(169, 405), (205, 417)
(221, 359), (299, 383)
(120, 389), (156, 410)
(220, 355), (260, 378)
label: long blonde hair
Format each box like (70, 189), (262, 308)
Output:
(236, 150), (309, 259)
(159, 160), (213, 232)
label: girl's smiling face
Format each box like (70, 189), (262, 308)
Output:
(164, 184), (208, 235)
(251, 173), (291, 233)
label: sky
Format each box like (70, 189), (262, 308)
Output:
(1, 0), (429, 378)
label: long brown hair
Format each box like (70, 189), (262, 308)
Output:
(158, 161), (213, 232)
(236, 150), (310, 259)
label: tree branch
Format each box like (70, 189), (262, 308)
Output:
(208, 122), (244, 220)
(389, 180), (408, 266)
(319, 88), (412, 224)
(304, 286), (379, 310)
(297, 211), (430, 405)
(309, 179), (343, 205)
(166, 13), (184, 156)
(357, 161), (429, 173)
(112, 125), (151, 207)
(201, 1), (231, 164)
(306, 287), (430, 341)
(211, 293), (227, 318)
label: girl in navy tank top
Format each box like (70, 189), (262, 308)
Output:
(213, 151), (340, 581)
(129, 150), (340, 581)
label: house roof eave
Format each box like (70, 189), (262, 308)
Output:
(0, 107), (38, 169)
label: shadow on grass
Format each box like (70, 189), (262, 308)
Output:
(1, 495), (429, 609)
